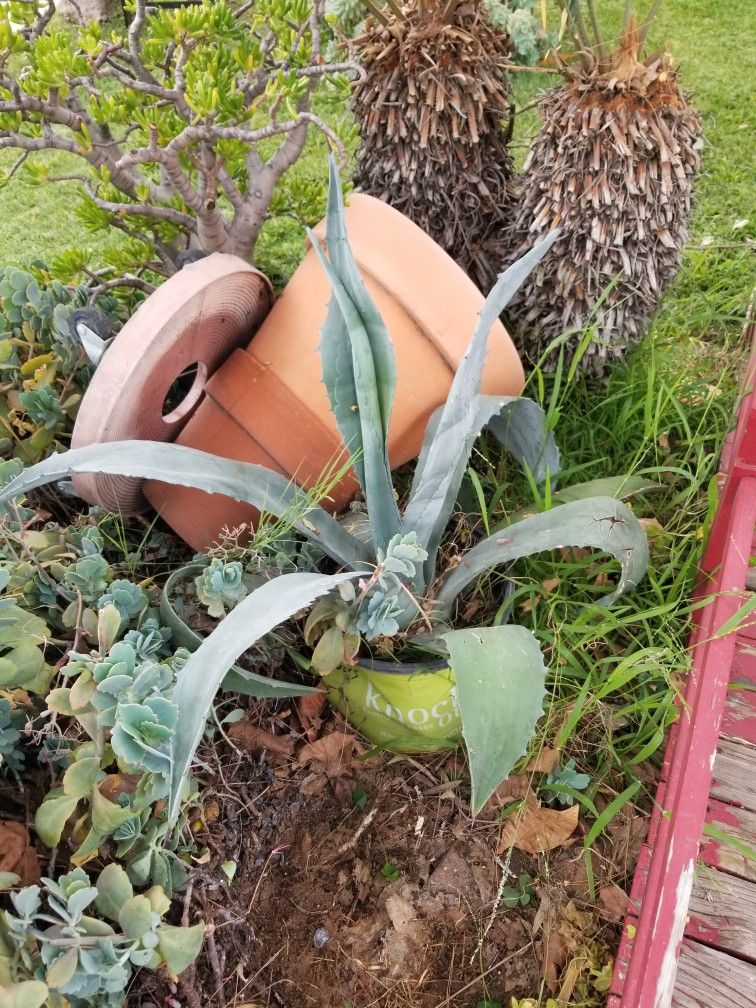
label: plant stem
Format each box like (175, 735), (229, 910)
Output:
(638, 0), (663, 47)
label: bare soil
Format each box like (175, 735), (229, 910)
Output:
(133, 707), (646, 1008)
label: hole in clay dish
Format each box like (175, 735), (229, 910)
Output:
(162, 361), (208, 424)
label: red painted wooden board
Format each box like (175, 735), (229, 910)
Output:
(701, 798), (756, 882)
(610, 306), (756, 1008)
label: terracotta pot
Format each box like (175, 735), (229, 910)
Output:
(145, 194), (524, 549)
(325, 656), (461, 751)
(73, 194), (524, 550)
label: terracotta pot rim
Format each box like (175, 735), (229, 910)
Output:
(353, 655), (449, 676)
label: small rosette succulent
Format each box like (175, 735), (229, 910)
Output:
(194, 558), (248, 618)
(110, 696), (178, 774)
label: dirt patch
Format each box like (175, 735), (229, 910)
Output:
(139, 712), (634, 1008)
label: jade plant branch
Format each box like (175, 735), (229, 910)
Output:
(0, 0), (359, 273)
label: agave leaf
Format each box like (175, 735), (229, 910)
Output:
(442, 626), (546, 814)
(317, 162), (380, 493)
(167, 571), (361, 826)
(321, 156), (396, 463)
(0, 441), (371, 569)
(405, 395), (559, 592)
(550, 474), (661, 505)
(486, 396), (560, 486)
(308, 159), (400, 553)
(401, 232), (561, 582)
(435, 496), (648, 618)
(159, 564), (318, 699)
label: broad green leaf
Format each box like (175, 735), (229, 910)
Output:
(45, 947), (78, 990)
(442, 626), (546, 814)
(167, 571), (362, 825)
(157, 921), (205, 978)
(435, 497), (649, 618)
(118, 894), (153, 940)
(550, 475), (661, 506)
(62, 756), (103, 798)
(89, 785), (134, 836)
(405, 394), (559, 592)
(0, 980), (49, 1008)
(34, 792), (79, 847)
(309, 233), (400, 552)
(160, 564), (319, 699)
(402, 232), (561, 582)
(0, 442), (370, 569)
(46, 687), (74, 715)
(0, 872), (20, 891)
(144, 885), (171, 915)
(310, 625), (344, 675)
(96, 863), (134, 921)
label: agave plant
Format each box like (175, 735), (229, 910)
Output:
(0, 160), (648, 815)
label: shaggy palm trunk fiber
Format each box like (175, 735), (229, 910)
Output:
(351, 0), (516, 293)
(504, 22), (702, 377)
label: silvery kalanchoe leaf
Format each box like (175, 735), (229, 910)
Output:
(111, 697), (178, 774)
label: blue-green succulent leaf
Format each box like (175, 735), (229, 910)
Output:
(167, 570), (362, 826)
(401, 233), (562, 586)
(441, 625), (547, 814)
(435, 496), (649, 618)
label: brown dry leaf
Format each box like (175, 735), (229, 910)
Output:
(299, 772), (328, 798)
(296, 688), (327, 730)
(0, 822), (40, 885)
(98, 773), (140, 803)
(298, 730), (362, 780)
(542, 577), (560, 593)
(560, 899), (596, 936)
(497, 794), (579, 854)
(598, 882), (629, 922)
(481, 774), (530, 812)
(526, 747), (560, 773)
(228, 720), (294, 757)
(543, 928), (568, 992)
(604, 813), (648, 870)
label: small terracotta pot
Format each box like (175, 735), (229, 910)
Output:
(145, 194), (524, 549)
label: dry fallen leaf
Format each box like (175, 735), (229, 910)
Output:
(295, 688), (327, 730)
(543, 935), (568, 993)
(0, 822), (40, 885)
(228, 719), (294, 757)
(598, 882), (629, 922)
(481, 774), (530, 812)
(298, 730), (363, 780)
(526, 747), (560, 773)
(98, 773), (141, 803)
(497, 793), (579, 854)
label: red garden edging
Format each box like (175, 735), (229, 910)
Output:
(609, 305), (756, 1008)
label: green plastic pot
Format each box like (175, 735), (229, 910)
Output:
(161, 564), (461, 750)
(325, 657), (462, 752)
